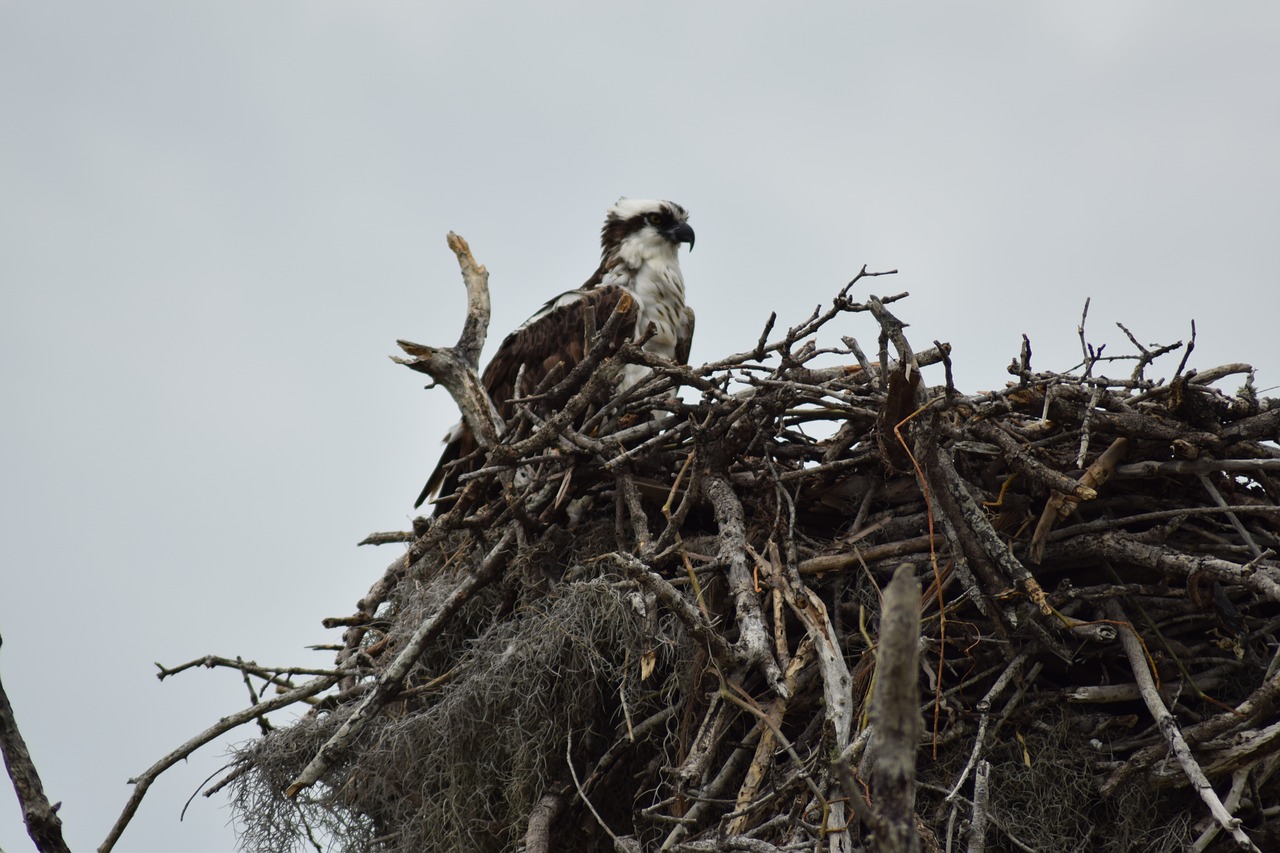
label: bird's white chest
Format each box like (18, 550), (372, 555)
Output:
(604, 255), (691, 390)
(607, 260), (689, 359)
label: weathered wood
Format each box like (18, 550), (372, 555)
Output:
(0, 636), (72, 853)
(83, 275), (1280, 852)
(867, 565), (923, 853)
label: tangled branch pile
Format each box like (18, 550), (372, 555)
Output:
(205, 240), (1280, 853)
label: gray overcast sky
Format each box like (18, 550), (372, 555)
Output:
(2, 3), (1277, 851)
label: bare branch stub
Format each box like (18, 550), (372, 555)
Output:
(445, 231), (490, 368)
(392, 231), (502, 450)
(867, 564), (923, 853)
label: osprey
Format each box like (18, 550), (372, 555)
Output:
(415, 198), (696, 510)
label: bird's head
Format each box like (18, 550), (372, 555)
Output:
(601, 198), (695, 266)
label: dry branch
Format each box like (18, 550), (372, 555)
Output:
(284, 526), (515, 798)
(99, 237), (1280, 853)
(0, 636), (72, 853)
(99, 673), (338, 853)
(866, 564), (923, 853)
(392, 231), (502, 450)
(1102, 598), (1261, 851)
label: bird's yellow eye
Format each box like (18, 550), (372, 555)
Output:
(647, 213), (663, 226)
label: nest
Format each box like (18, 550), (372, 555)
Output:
(214, 264), (1280, 853)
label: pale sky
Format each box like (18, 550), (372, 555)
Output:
(2, 3), (1278, 851)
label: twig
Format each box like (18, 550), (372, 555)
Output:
(1113, 458), (1280, 477)
(1190, 767), (1248, 852)
(566, 730), (638, 852)
(100, 673), (338, 852)
(945, 650), (1030, 802)
(357, 530), (413, 546)
(1197, 473), (1264, 559)
(156, 655), (340, 684)
(966, 760), (991, 853)
(610, 552), (737, 670)
(971, 420), (1098, 501)
(1029, 436), (1128, 564)
(1101, 598), (1260, 852)
(727, 639), (814, 835)
(524, 790), (566, 853)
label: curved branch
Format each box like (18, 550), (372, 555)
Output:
(392, 231), (502, 449)
(99, 673), (338, 853)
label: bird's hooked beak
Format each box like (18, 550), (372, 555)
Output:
(666, 222), (695, 251)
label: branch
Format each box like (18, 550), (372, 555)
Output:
(970, 420), (1098, 502)
(1100, 599), (1260, 852)
(1068, 533), (1280, 605)
(1028, 436), (1128, 564)
(1114, 457), (1280, 478)
(770, 546), (853, 752)
(1102, 663), (1280, 795)
(99, 673), (338, 853)
(392, 232), (502, 450)
(285, 527), (515, 798)
(695, 283), (902, 373)
(866, 564), (923, 853)
(155, 655), (340, 684)
(0, 635), (72, 853)
(945, 650), (1031, 802)
(610, 552), (737, 670)
(926, 443), (1057, 618)
(484, 298), (639, 467)
(702, 474), (784, 695)
(966, 760), (991, 853)
(445, 232), (492, 367)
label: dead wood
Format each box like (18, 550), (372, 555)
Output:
(866, 564), (924, 853)
(0, 635), (72, 853)
(84, 235), (1280, 852)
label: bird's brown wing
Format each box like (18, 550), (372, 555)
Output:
(674, 307), (695, 366)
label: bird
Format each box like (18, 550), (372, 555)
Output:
(415, 198), (696, 511)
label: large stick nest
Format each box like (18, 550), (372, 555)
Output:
(214, 255), (1280, 853)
